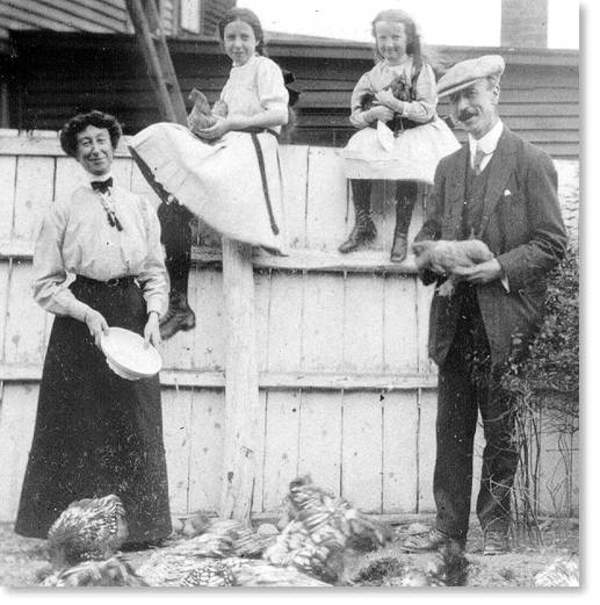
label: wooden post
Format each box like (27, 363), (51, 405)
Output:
(219, 238), (259, 520)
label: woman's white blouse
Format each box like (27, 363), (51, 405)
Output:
(219, 54), (289, 133)
(33, 183), (168, 321)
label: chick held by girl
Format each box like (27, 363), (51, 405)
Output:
(129, 7), (290, 254)
(339, 9), (460, 262)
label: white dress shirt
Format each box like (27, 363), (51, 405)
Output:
(468, 119), (504, 172)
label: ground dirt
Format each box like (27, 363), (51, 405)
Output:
(0, 516), (579, 589)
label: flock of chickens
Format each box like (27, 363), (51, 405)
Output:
(37, 475), (578, 589)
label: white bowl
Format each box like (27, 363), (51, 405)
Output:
(100, 327), (162, 380)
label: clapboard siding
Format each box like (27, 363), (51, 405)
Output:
(0, 0), (234, 42)
(0, 131), (579, 520)
(0, 0), (131, 39)
(3, 32), (579, 159)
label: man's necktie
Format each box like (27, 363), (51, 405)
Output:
(473, 147), (487, 175)
(91, 177), (113, 194)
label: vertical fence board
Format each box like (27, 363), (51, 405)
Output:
(279, 145), (309, 249)
(301, 273), (344, 372)
(343, 273), (384, 373)
(373, 180), (396, 253)
(54, 157), (84, 202)
(416, 280), (436, 374)
(298, 391), (342, 497)
(0, 156), (17, 241)
(383, 274), (419, 373)
(187, 388), (225, 514)
(0, 263), (9, 359)
(305, 148), (348, 250)
(266, 271), (303, 373)
(0, 384), (38, 521)
(341, 391), (383, 512)
(471, 417), (485, 513)
(538, 427), (579, 516)
(262, 390), (300, 511)
(417, 389), (437, 513)
(161, 386), (193, 515)
(131, 160), (162, 210)
(13, 156), (55, 241)
(112, 157), (133, 190)
(191, 268), (225, 371)
(252, 390), (268, 514)
(254, 271), (271, 373)
(161, 269), (198, 371)
(382, 390), (419, 513)
(4, 262), (48, 365)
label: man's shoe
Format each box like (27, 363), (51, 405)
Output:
(403, 528), (463, 553)
(482, 530), (509, 555)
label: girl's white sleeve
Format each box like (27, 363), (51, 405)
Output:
(349, 72), (374, 129)
(257, 58), (289, 112)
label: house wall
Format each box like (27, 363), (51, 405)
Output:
(4, 32), (579, 160)
(0, 129), (579, 521)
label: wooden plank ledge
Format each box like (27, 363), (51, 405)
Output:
(0, 364), (437, 390)
(0, 240), (420, 274)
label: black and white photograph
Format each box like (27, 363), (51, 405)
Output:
(0, 0), (585, 594)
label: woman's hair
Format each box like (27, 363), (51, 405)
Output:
(59, 110), (122, 157)
(371, 9), (422, 65)
(218, 7), (266, 56)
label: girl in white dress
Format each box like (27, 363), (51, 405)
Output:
(339, 9), (460, 262)
(130, 7), (289, 254)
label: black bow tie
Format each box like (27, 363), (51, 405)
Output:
(91, 177), (113, 194)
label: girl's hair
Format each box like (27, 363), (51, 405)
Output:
(59, 110), (122, 157)
(371, 9), (422, 65)
(218, 7), (266, 56)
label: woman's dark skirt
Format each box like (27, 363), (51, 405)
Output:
(15, 277), (172, 544)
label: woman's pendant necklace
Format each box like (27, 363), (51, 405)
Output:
(97, 191), (123, 231)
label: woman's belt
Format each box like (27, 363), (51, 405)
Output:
(74, 274), (136, 288)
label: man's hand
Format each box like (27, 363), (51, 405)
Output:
(84, 309), (109, 348)
(452, 258), (504, 285)
(144, 311), (161, 348)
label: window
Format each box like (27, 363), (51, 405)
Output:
(180, 0), (201, 34)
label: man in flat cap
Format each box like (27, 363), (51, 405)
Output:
(407, 55), (567, 554)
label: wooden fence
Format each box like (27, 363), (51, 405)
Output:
(0, 129), (579, 522)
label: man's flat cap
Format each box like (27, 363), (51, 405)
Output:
(437, 55), (505, 98)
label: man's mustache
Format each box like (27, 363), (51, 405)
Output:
(458, 109), (478, 122)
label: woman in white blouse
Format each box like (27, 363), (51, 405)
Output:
(14, 111), (172, 550)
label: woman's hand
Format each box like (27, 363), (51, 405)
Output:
(144, 311), (161, 348)
(195, 116), (230, 140)
(375, 90), (404, 113)
(366, 105), (395, 123)
(84, 309), (109, 348)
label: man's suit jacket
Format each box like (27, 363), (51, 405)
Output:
(416, 126), (568, 367)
